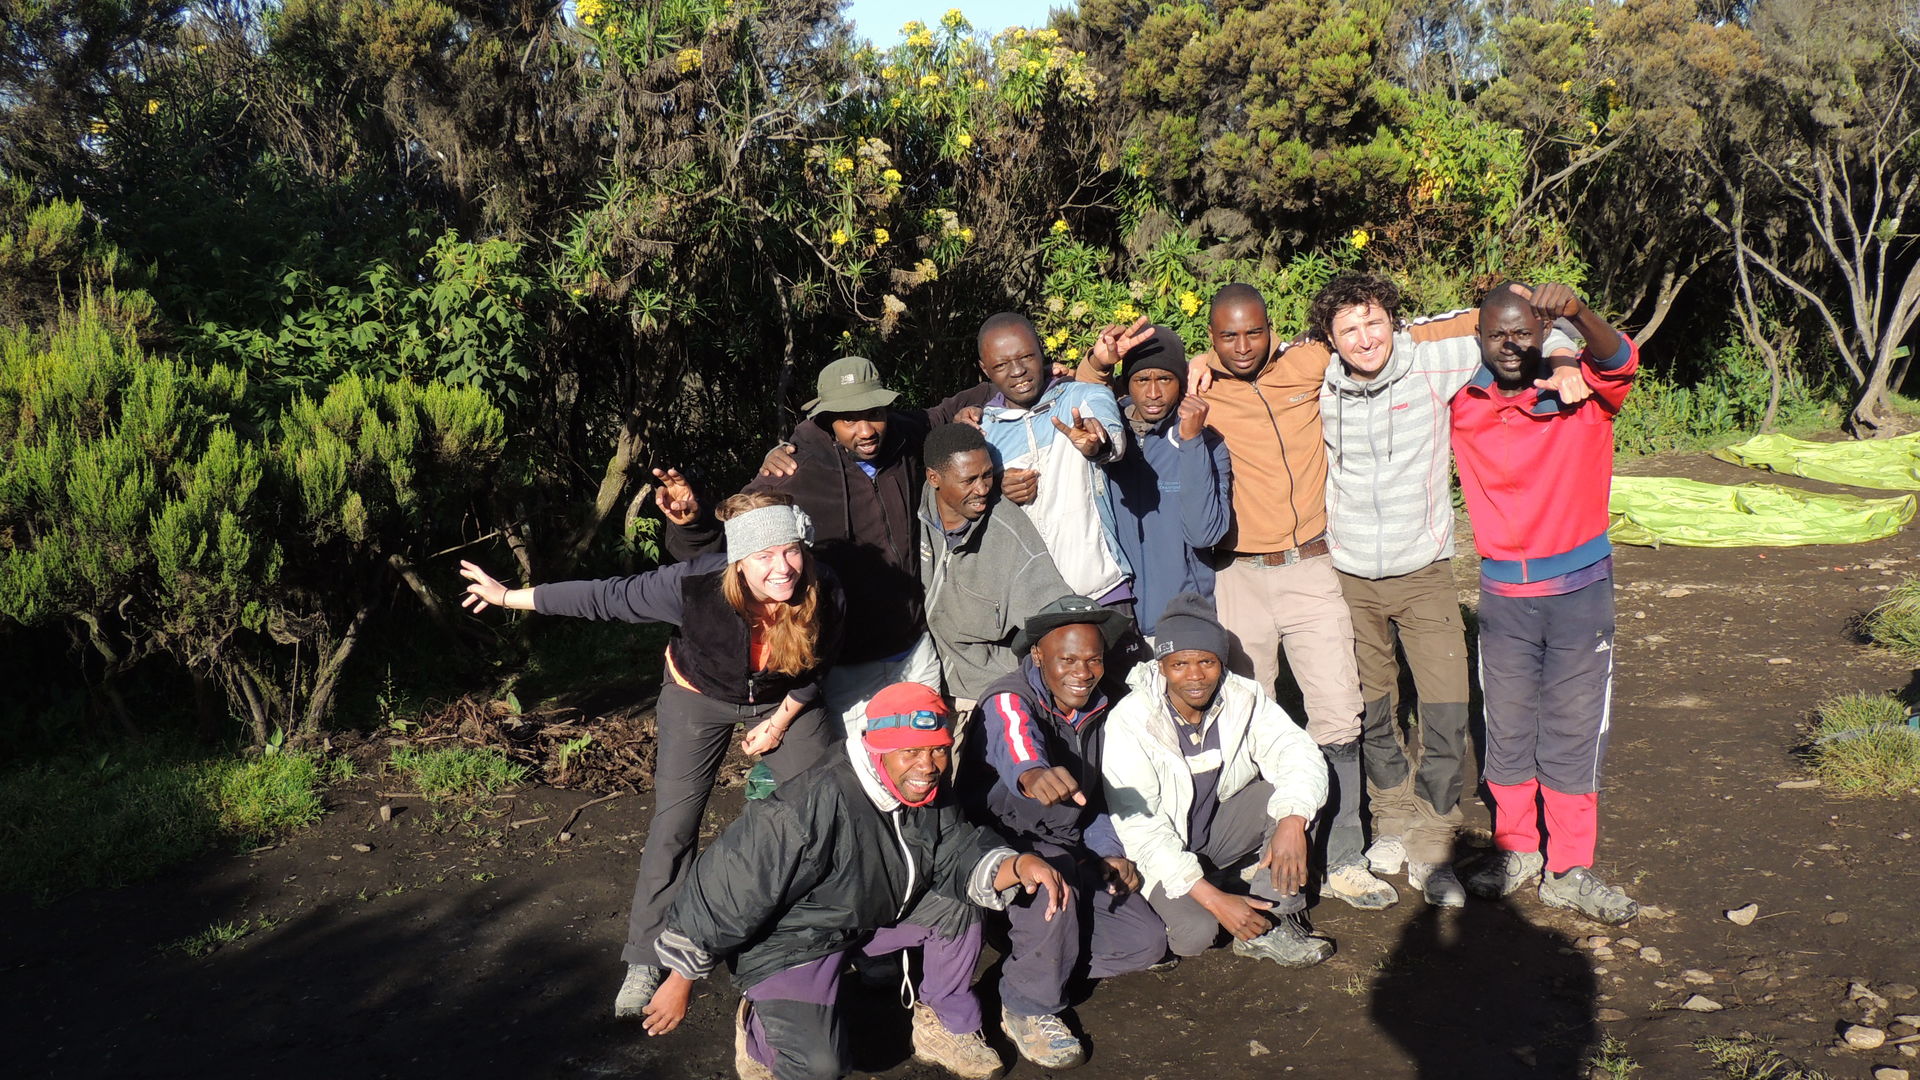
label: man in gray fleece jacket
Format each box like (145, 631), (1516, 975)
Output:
(917, 422), (1073, 708)
(1313, 273), (1582, 906)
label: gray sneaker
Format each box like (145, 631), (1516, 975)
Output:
(1408, 861), (1467, 908)
(1000, 1007), (1085, 1070)
(1538, 866), (1640, 925)
(1465, 849), (1545, 899)
(1366, 834), (1408, 876)
(1230, 914), (1334, 968)
(613, 962), (666, 1019)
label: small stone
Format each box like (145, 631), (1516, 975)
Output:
(1594, 966), (1610, 975)
(1597, 1008), (1629, 1022)
(1584, 935), (1613, 950)
(1888, 984), (1919, 1000)
(379, 803), (393, 822)
(1680, 995), (1723, 1012)
(1634, 610), (1647, 620)
(1662, 587), (1692, 598)
(1593, 948), (1617, 961)
(558, 831), (573, 843)
(1682, 969), (1715, 985)
(1511, 1046), (1537, 1067)
(1768, 656), (1793, 665)
(1855, 982), (1892, 1008)
(1248, 1040), (1269, 1058)
(351, 843), (373, 854)
(1777, 778), (1822, 789)
(1726, 903), (1759, 925)
(1891, 1022), (1918, 1039)
(1638, 905), (1672, 920)
(1902, 1044), (1918, 1059)
(327, 854), (342, 861)
(1843, 1025), (1887, 1050)
(1826, 911), (1851, 925)
(1896, 1014), (1920, 1026)
(1873, 1067), (1910, 1080)
(1617, 937), (1641, 950)
(1639, 947), (1663, 964)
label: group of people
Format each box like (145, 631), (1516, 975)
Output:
(456, 273), (1642, 1080)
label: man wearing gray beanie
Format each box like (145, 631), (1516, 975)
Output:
(1100, 593), (1336, 967)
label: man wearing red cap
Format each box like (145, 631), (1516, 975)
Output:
(640, 682), (1067, 1080)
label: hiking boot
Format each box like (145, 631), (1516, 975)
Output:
(1538, 866), (1640, 926)
(734, 998), (775, 1080)
(1230, 914), (1334, 968)
(613, 962), (666, 1018)
(912, 1003), (1004, 1079)
(1000, 1006), (1085, 1070)
(1325, 862), (1399, 910)
(1465, 849), (1545, 899)
(1408, 861), (1467, 908)
(1146, 951), (1182, 974)
(1366, 834), (1408, 876)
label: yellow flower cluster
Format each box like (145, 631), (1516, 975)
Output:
(146, 99), (161, 115)
(1044, 330), (1069, 350)
(1178, 291), (1201, 317)
(914, 258), (939, 281)
(832, 156), (855, 174)
(676, 48), (703, 73)
(954, 132), (973, 149)
(873, 228), (890, 244)
(908, 30), (934, 48)
(958, 227), (974, 243)
(1350, 228), (1370, 249)
(831, 228), (849, 245)
(1050, 218), (1069, 235)
(919, 72), (941, 88)
(881, 66), (899, 80)
(942, 9), (969, 31)
(1113, 302), (1140, 323)
(901, 20), (926, 36)
(881, 168), (902, 183)
(1064, 347), (1081, 361)
(973, 78), (988, 91)
(576, 0), (606, 27)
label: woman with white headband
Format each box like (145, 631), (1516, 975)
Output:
(458, 491), (843, 1021)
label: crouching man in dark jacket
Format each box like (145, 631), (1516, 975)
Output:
(641, 682), (1067, 1080)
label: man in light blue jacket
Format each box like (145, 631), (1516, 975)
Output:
(1101, 593), (1334, 966)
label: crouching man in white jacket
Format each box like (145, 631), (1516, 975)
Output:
(1102, 592), (1336, 966)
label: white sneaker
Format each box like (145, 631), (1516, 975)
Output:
(1366, 835), (1408, 876)
(1325, 862), (1399, 910)
(1407, 861), (1467, 908)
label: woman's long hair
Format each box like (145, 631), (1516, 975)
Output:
(716, 491), (823, 676)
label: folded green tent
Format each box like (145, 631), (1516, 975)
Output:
(1712, 431), (1920, 490)
(1607, 475), (1916, 548)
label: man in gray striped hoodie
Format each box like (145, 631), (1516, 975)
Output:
(1313, 273), (1582, 907)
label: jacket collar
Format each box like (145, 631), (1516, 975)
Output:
(1122, 661), (1242, 754)
(845, 735), (903, 812)
(918, 484), (990, 547)
(985, 374), (1069, 417)
(1462, 364), (1567, 414)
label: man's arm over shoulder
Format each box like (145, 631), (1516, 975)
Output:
(918, 381), (997, 427)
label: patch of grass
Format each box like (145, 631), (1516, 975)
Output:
(1808, 692), (1920, 795)
(1694, 1035), (1832, 1080)
(1586, 1035), (1639, 1079)
(387, 745), (528, 801)
(205, 753), (326, 842)
(169, 919), (254, 958)
(1865, 578), (1920, 660)
(0, 744), (347, 901)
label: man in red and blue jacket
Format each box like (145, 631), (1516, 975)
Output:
(1449, 282), (1641, 926)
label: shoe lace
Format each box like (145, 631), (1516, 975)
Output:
(1029, 1012), (1074, 1043)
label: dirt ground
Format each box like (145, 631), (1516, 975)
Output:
(4, 447), (1918, 1080)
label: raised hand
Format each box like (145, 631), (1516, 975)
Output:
(1051, 406), (1109, 460)
(1001, 467), (1041, 506)
(1089, 316), (1154, 375)
(1176, 393), (1210, 441)
(651, 467), (700, 526)
(1534, 365), (1595, 404)
(1515, 282), (1585, 321)
(1017, 764), (1086, 807)
(458, 561), (510, 613)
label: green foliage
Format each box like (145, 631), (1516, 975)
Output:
(0, 177), (154, 333)
(1808, 692), (1920, 796)
(1864, 578), (1920, 661)
(195, 232), (545, 406)
(387, 744), (528, 801)
(1695, 1035), (1834, 1080)
(1613, 332), (1839, 457)
(0, 743), (337, 900)
(169, 919), (257, 958)
(1585, 1035), (1640, 1080)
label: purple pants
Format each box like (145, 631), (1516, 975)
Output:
(741, 922), (983, 1080)
(999, 842), (1168, 1019)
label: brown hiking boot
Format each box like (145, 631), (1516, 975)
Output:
(912, 1003), (1004, 1078)
(733, 998), (775, 1080)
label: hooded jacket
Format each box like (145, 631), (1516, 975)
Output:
(1101, 661), (1328, 900)
(980, 377), (1131, 600)
(654, 738), (1018, 990)
(917, 492), (1072, 702)
(966, 658), (1124, 858)
(1104, 404), (1233, 635)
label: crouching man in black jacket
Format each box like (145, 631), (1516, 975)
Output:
(640, 682), (1068, 1080)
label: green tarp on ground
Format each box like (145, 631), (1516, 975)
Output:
(1607, 475), (1916, 547)
(1712, 431), (1920, 490)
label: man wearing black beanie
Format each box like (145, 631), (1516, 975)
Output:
(1082, 321), (1234, 640)
(1101, 593), (1336, 966)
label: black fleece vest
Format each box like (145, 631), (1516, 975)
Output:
(669, 570), (812, 706)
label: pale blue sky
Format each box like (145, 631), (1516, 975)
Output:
(844, 0), (1071, 40)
